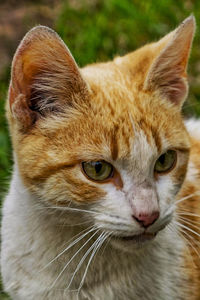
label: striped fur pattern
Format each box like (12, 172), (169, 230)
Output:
(1, 16), (200, 299)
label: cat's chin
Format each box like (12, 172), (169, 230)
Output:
(110, 232), (157, 252)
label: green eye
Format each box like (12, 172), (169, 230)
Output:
(82, 161), (113, 181)
(154, 150), (177, 174)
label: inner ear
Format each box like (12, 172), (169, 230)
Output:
(9, 26), (88, 129)
(144, 16), (195, 107)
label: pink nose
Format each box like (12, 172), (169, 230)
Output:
(133, 211), (160, 228)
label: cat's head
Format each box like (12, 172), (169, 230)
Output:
(7, 16), (195, 249)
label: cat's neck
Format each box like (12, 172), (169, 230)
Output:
(4, 165), (186, 298)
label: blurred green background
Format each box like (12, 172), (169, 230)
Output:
(1, 0), (200, 298)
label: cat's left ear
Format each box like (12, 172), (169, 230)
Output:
(144, 16), (195, 107)
(8, 26), (88, 130)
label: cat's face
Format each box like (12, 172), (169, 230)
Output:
(7, 17), (194, 249)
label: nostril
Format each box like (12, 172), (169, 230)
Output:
(132, 211), (160, 228)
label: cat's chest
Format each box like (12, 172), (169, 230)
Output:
(49, 243), (183, 300)
(2, 188), (186, 300)
(58, 265), (183, 300)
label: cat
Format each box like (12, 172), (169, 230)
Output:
(1, 15), (200, 300)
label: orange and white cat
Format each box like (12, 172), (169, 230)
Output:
(1, 16), (200, 300)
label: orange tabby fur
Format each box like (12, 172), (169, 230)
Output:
(7, 25), (191, 204)
(2, 16), (200, 299)
(177, 136), (200, 299)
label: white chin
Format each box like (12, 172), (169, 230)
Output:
(109, 232), (157, 252)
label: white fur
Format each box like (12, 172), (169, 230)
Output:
(1, 166), (186, 300)
(1, 126), (188, 300)
(185, 118), (200, 140)
(1, 17), (197, 299)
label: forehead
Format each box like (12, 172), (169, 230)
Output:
(80, 66), (184, 157)
(37, 64), (188, 164)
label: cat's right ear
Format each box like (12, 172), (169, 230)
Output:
(8, 26), (88, 130)
(144, 16), (195, 107)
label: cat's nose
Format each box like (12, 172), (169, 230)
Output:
(132, 211), (160, 228)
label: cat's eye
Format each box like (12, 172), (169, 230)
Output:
(82, 161), (113, 181)
(154, 150), (177, 174)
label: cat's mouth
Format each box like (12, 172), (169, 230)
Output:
(116, 232), (157, 243)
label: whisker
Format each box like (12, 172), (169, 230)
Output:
(50, 229), (100, 289)
(56, 220), (92, 227)
(168, 223), (197, 268)
(175, 192), (200, 205)
(179, 227), (200, 249)
(174, 221), (200, 239)
(101, 231), (113, 256)
(66, 231), (106, 292)
(40, 206), (102, 216)
(176, 211), (200, 219)
(40, 226), (96, 271)
(177, 215), (200, 227)
(35, 205), (128, 222)
(176, 228), (199, 267)
(77, 231), (110, 297)
(177, 216), (200, 235)
(177, 225), (200, 260)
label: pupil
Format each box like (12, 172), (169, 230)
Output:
(95, 162), (102, 173)
(159, 154), (165, 165)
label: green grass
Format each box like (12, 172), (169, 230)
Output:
(1, 0), (200, 298)
(0, 69), (12, 189)
(0, 69), (11, 299)
(56, 0), (200, 115)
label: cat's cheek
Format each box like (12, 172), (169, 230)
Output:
(23, 170), (106, 206)
(92, 185), (133, 227)
(171, 154), (189, 188)
(156, 150), (189, 206)
(156, 175), (179, 213)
